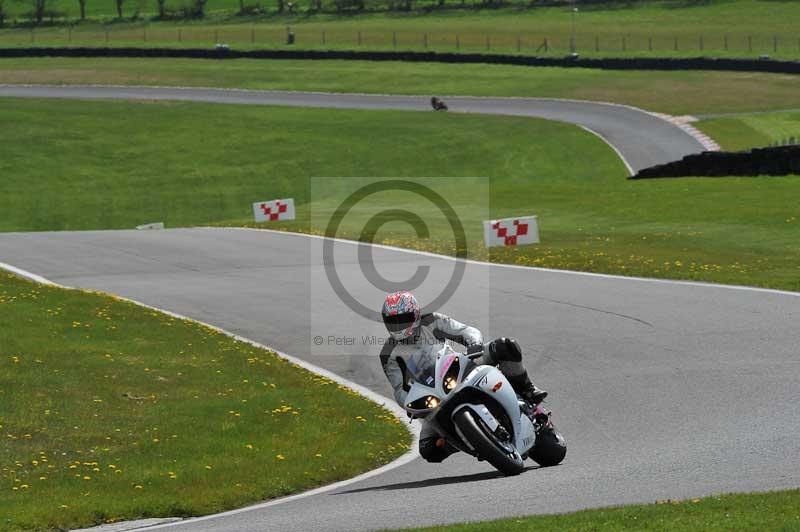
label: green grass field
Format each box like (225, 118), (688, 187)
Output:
(696, 110), (800, 151)
(391, 489), (800, 531)
(2, 0), (800, 59)
(2, 57), (800, 115)
(1, 97), (799, 291)
(0, 271), (409, 531)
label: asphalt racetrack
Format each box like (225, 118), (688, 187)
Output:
(0, 84), (708, 172)
(1, 228), (798, 531)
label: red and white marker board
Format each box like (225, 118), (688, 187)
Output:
(483, 216), (539, 247)
(253, 198), (295, 223)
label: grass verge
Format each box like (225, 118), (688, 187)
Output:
(1, 57), (800, 115)
(696, 110), (800, 151)
(389, 489), (800, 531)
(0, 271), (410, 531)
(1, 98), (799, 291)
(2, 0), (800, 59)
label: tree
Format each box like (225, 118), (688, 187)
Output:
(277, 0), (284, 12)
(192, 0), (206, 17)
(0, 0), (6, 26)
(114, 0), (124, 17)
(156, 0), (165, 17)
(20, 0), (50, 23)
(77, 0), (86, 19)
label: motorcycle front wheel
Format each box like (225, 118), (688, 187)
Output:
(529, 427), (567, 467)
(453, 409), (524, 476)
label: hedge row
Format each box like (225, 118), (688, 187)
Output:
(631, 145), (800, 179)
(2, 47), (800, 74)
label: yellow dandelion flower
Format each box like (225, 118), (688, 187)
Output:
(275, 454), (286, 460)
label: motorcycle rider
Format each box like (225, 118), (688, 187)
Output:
(379, 290), (548, 463)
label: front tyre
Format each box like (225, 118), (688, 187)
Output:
(453, 409), (524, 476)
(529, 427), (567, 467)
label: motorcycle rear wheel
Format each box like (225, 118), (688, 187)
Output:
(453, 409), (524, 476)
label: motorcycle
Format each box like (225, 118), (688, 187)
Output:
(404, 343), (566, 476)
(430, 97), (448, 111)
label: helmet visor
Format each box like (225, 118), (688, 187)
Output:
(383, 312), (417, 334)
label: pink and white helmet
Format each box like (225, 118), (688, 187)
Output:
(381, 291), (421, 340)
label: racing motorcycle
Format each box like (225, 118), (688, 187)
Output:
(430, 96), (448, 111)
(404, 343), (566, 476)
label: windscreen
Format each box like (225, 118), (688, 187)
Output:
(404, 346), (439, 388)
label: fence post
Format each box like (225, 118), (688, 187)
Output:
(486, 35), (490, 51)
(455, 34), (459, 50)
(143, 28), (147, 42)
(105, 29), (109, 43)
(648, 36), (652, 51)
(178, 29), (182, 42)
(424, 33), (427, 49)
(323, 31), (326, 45)
(545, 37), (548, 52)
(595, 35), (599, 52)
(251, 28), (254, 43)
(68, 26), (72, 43)
(393, 32), (396, 49)
(622, 35), (626, 51)
(517, 36), (521, 52)
(674, 36), (678, 51)
(357, 31), (361, 46)
(31, 29), (34, 43)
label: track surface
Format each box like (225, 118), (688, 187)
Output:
(1, 228), (798, 531)
(0, 84), (706, 172)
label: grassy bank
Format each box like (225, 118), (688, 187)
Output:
(392, 489), (800, 531)
(696, 110), (800, 151)
(0, 271), (410, 531)
(2, 57), (800, 115)
(2, 98), (800, 291)
(2, 0), (800, 59)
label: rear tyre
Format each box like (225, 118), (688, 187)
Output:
(453, 409), (524, 476)
(529, 427), (567, 467)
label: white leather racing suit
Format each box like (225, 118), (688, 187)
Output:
(379, 312), (483, 407)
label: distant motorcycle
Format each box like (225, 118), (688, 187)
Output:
(431, 97), (448, 111)
(404, 343), (566, 476)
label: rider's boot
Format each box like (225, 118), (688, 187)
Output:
(508, 372), (548, 405)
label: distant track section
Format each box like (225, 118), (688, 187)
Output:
(0, 84), (706, 171)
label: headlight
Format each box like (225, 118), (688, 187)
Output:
(407, 395), (440, 410)
(442, 358), (460, 393)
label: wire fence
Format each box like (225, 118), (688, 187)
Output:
(2, 27), (800, 57)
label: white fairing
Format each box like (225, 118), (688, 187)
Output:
(403, 344), (537, 457)
(463, 366), (536, 454)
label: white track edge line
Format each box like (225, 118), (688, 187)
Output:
(0, 261), (421, 531)
(210, 227), (800, 299)
(578, 125), (634, 176)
